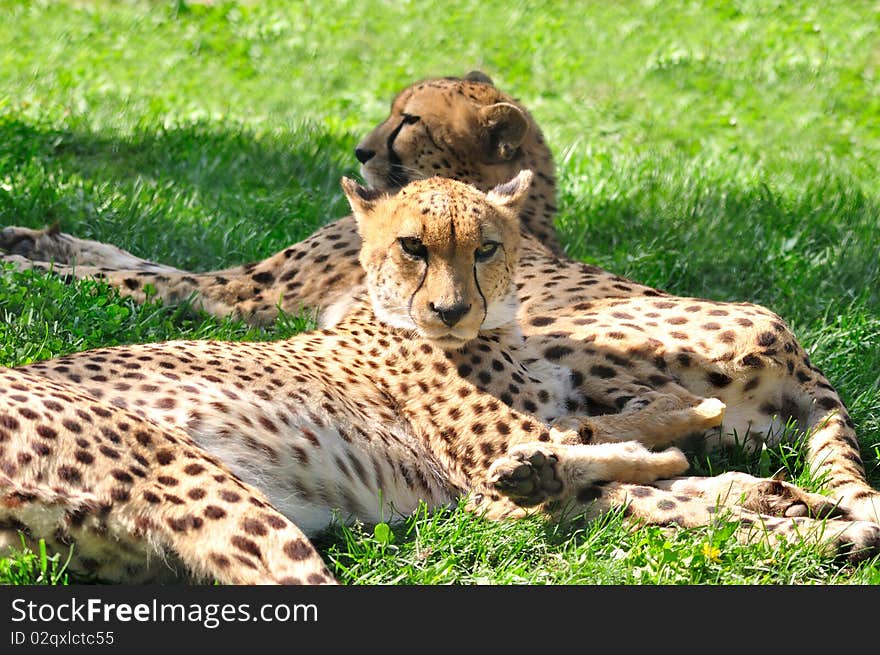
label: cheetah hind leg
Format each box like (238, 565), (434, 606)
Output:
(713, 508), (880, 562)
(563, 474), (880, 563)
(653, 472), (848, 520)
(487, 441), (689, 508)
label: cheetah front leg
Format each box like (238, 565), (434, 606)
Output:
(549, 397), (726, 448)
(0, 253), (252, 322)
(487, 441), (689, 507)
(1, 226), (256, 320)
(1, 224), (181, 271)
(3, 217), (365, 325)
(0, 228), (259, 320)
(486, 436), (880, 562)
(0, 368), (335, 585)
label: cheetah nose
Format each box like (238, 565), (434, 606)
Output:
(354, 147), (375, 164)
(429, 302), (471, 327)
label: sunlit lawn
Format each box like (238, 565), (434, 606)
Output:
(1, 0), (878, 584)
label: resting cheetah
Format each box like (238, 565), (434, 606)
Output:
(3, 173), (879, 586)
(0, 367), (336, 585)
(2, 72), (878, 528)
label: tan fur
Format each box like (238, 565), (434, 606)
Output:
(2, 175), (878, 585)
(2, 73), (878, 527)
(0, 368), (334, 585)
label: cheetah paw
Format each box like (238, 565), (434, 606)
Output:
(707, 472), (848, 520)
(693, 397), (726, 426)
(766, 483), (846, 520)
(488, 445), (563, 507)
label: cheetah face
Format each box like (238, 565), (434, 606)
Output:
(355, 72), (532, 195)
(342, 171), (532, 347)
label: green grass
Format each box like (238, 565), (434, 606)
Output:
(0, 536), (72, 586)
(1, 0), (878, 584)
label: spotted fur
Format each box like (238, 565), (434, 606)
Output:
(0, 368), (334, 585)
(3, 174), (878, 585)
(2, 73), (878, 526)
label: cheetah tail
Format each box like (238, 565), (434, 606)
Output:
(804, 387), (880, 524)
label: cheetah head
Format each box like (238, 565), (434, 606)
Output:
(341, 170), (532, 347)
(355, 71), (536, 195)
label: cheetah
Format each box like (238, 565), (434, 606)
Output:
(0, 367), (336, 585)
(2, 172), (878, 586)
(2, 72), (878, 527)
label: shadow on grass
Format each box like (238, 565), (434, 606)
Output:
(3, 114), (878, 313)
(0, 114), (359, 267)
(558, 170), (880, 320)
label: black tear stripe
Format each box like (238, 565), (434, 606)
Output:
(387, 118), (411, 188)
(407, 259), (429, 327)
(473, 264), (488, 325)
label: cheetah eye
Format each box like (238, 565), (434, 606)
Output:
(475, 241), (499, 262)
(401, 114), (420, 125)
(399, 237), (428, 260)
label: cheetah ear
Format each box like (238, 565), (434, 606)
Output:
(486, 170), (532, 214)
(341, 177), (384, 219)
(478, 102), (528, 161)
(464, 70), (494, 86)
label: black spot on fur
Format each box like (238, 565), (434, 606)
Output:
(707, 372), (732, 387)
